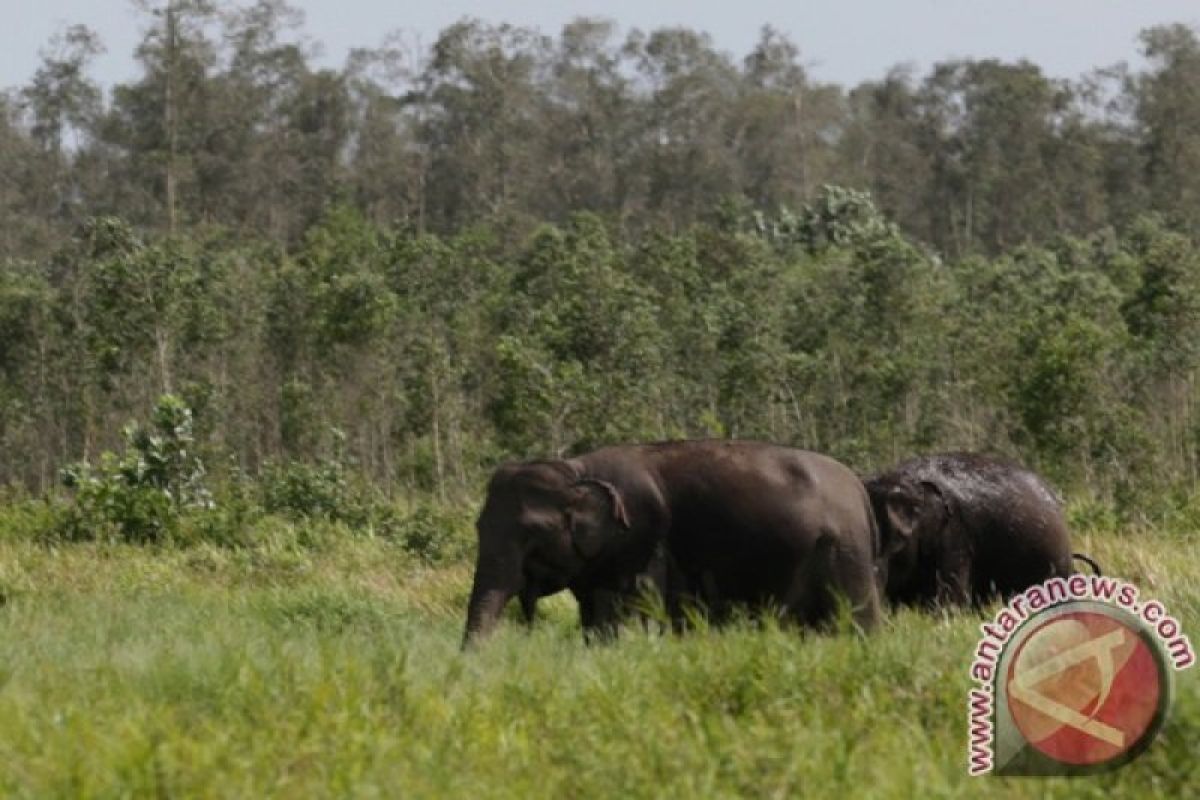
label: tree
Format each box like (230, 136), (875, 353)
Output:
(103, 0), (220, 231)
(21, 25), (105, 156)
(217, 0), (350, 241)
(1137, 24), (1200, 235)
(538, 18), (635, 219)
(625, 27), (741, 227)
(735, 26), (842, 210)
(78, 217), (201, 395)
(914, 60), (1074, 255)
(16, 25), (105, 241)
(413, 20), (551, 230)
(344, 32), (426, 228)
(0, 93), (56, 257)
(491, 214), (667, 454)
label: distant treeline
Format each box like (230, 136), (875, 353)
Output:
(3, 6), (1200, 516)
(3, 7), (1200, 258)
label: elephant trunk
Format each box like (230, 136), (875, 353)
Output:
(462, 545), (523, 649)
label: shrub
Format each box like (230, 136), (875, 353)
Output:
(57, 395), (212, 544)
(258, 455), (371, 527)
(0, 496), (60, 542)
(388, 502), (475, 565)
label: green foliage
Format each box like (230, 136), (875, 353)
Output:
(4, 193), (1200, 511)
(6, 11), (1200, 510)
(303, 206), (397, 349)
(1011, 315), (1117, 464)
(76, 221), (208, 391)
(491, 214), (669, 454)
(259, 432), (367, 526)
(1120, 215), (1200, 372)
(57, 395), (211, 543)
(758, 185), (899, 254)
(58, 451), (175, 543)
(0, 495), (60, 544)
(0, 262), (52, 378)
(388, 502), (475, 565)
(7, 13), (1200, 257)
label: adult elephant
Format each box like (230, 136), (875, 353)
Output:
(864, 452), (1100, 608)
(463, 440), (883, 647)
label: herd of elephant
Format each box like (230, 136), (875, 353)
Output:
(462, 440), (1101, 647)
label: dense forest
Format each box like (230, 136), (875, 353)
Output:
(4, 2), (1200, 527)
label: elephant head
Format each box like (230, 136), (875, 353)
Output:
(462, 460), (633, 647)
(864, 473), (948, 601)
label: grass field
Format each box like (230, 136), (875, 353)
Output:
(0, 522), (1195, 798)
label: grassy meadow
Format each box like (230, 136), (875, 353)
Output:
(0, 517), (1195, 799)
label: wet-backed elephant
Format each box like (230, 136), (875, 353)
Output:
(463, 440), (883, 647)
(864, 452), (1100, 608)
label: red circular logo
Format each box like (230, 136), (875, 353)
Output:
(1005, 610), (1163, 766)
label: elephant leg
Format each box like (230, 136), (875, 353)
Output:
(519, 585), (538, 628)
(663, 575), (693, 634)
(934, 539), (972, 607)
(658, 554), (697, 633)
(699, 570), (727, 623)
(785, 535), (838, 629)
(624, 573), (667, 633)
(624, 546), (671, 632)
(575, 587), (623, 644)
(789, 535), (880, 632)
(829, 539), (882, 632)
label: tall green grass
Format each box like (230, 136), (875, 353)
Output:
(0, 528), (1194, 798)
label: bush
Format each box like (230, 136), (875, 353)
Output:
(57, 395), (212, 544)
(388, 502), (475, 565)
(0, 496), (59, 542)
(258, 451), (372, 528)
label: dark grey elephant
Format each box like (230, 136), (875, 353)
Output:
(864, 452), (1100, 608)
(463, 440), (883, 646)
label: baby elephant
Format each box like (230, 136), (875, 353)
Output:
(864, 453), (1099, 608)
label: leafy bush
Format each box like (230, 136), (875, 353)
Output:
(258, 441), (372, 528)
(0, 496), (59, 543)
(754, 185), (898, 254)
(388, 502), (475, 565)
(57, 395), (212, 543)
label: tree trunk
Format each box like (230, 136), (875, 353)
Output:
(164, 0), (178, 234)
(430, 366), (445, 502)
(156, 325), (172, 393)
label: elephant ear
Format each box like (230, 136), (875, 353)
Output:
(882, 484), (922, 556)
(879, 479), (949, 557)
(917, 480), (949, 533)
(567, 478), (631, 560)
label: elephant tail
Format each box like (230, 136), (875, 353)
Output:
(1072, 552), (1103, 576)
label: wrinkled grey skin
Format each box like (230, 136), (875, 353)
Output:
(463, 440), (883, 647)
(864, 453), (1091, 608)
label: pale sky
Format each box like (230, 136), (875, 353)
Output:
(4, 1), (1200, 91)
